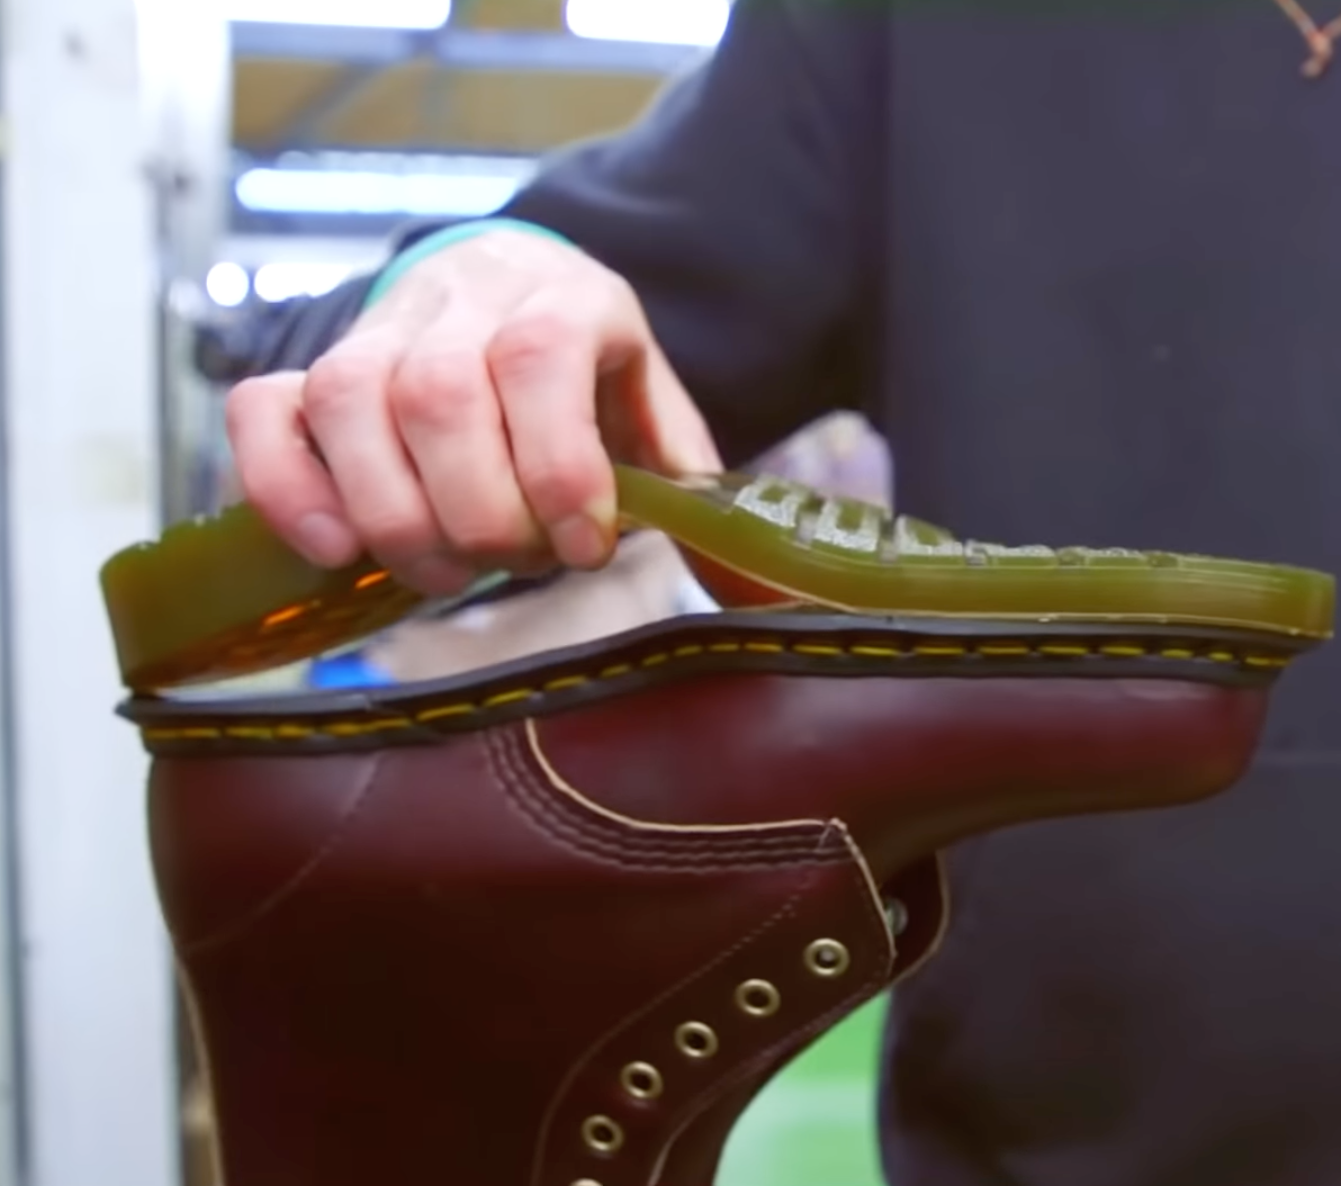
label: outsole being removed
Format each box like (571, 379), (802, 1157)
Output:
(100, 466), (1335, 692)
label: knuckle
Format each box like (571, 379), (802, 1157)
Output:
(223, 375), (282, 442)
(597, 266), (639, 311)
(487, 309), (583, 378)
(389, 347), (487, 429)
(584, 264), (645, 330)
(224, 375), (266, 421)
(303, 349), (385, 419)
(519, 455), (598, 522)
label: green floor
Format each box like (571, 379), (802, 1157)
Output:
(717, 994), (888, 1186)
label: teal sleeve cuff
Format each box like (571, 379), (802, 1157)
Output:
(363, 217), (575, 309)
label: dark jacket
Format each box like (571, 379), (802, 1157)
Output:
(254, 3), (1341, 1182)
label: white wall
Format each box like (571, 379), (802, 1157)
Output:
(2, 0), (178, 1179)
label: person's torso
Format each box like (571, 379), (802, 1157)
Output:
(873, 7), (1341, 1183)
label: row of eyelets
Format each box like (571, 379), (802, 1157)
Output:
(575, 937), (855, 1175)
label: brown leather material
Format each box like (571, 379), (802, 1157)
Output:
(145, 645), (1274, 1186)
(529, 673), (1267, 887)
(151, 728), (900, 1186)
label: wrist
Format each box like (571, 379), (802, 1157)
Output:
(363, 217), (575, 309)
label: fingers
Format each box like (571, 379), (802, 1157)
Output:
(301, 324), (471, 593)
(225, 371), (360, 568)
(226, 230), (723, 592)
(389, 313), (545, 569)
(486, 291), (625, 570)
(487, 277), (721, 569)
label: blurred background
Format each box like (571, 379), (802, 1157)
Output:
(0, 1), (894, 1183)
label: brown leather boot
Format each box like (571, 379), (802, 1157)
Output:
(104, 470), (1332, 1186)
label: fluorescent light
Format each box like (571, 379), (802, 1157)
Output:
(236, 164), (531, 218)
(254, 262), (355, 303)
(205, 262), (251, 308)
(227, 0), (451, 29)
(565, 0), (728, 46)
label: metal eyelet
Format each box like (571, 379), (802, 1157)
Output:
(886, 898), (909, 936)
(571, 1180), (604, 1186)
(804, 938), (852, 978)
(734, 979), (781, 1017)
(581, 1115), (625, 1155)
(674, 1021), (719, 1059)
(620, 1061), (664, 1101)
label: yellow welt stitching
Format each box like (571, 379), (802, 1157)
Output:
(483, 688), (535, 708)
(319, 719), (413, 737)
(416, 703), (476, 722)
(160, 724), (223, 740)
(322, 722), (378, 737)
(139, 633), (1286, 745)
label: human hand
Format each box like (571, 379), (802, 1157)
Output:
(225, 228), (721, 595)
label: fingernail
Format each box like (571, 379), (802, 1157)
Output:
(551, 507), (612, 570)
(295, 512), (357, 567)
(406, 554), (474, 594)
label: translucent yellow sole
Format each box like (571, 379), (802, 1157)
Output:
(99, 466), (1334, 692)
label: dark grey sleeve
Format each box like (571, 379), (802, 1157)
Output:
(245, 0), (885, 465)
(206, 275), (376, 383)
